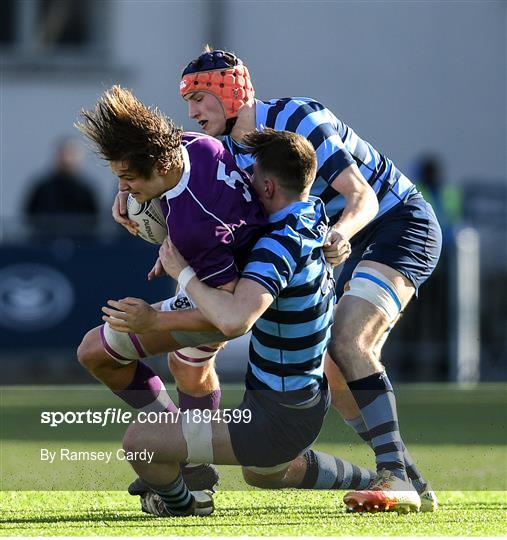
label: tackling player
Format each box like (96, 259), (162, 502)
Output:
(175, 47), (443, 513)
(114, 129), (376, 517)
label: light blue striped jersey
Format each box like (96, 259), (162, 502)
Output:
(223, 97), (418, 226)
(241, 196), (335, 406)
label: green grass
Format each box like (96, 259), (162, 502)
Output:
(1, 383), (506, 536)
(1, 490), (506, 536)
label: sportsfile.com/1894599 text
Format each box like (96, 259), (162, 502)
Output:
(40, 408), (252, 428)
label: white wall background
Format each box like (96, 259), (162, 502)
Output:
(1, 0), (505, 231)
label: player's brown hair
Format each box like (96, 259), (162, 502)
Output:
(76, 85), (183, 178)
(242, 129), (317, 196)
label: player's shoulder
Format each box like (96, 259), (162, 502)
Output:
(261, 96), (327, 111)
(272, 197), (328, 245)
(182, 131), (225, 157)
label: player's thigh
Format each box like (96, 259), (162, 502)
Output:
(332, 260), (416, 344)
(331, 296), (389, 353)
(357, 260), (415, 309)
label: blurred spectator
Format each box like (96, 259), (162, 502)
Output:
(24, 137), (99, 239)
(414, 154), (462, 246)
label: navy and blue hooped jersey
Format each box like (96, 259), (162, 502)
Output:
(223, 97), (417, 226)
(241, 196), (335, 406)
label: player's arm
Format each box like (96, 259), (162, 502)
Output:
(324, 163), (379, 265)
(292, 108), (378, 265)
(159, 237), (273, 337)
(101, 279), (237, 334)
(186, 277), (272, 338)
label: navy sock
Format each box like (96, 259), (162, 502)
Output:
(348, 372), (407, 481)
(300, 449), (375, 489)
(345, 415), (427, 492)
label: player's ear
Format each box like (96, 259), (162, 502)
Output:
(156, 161), (169, 176)
(264, 178), (275, 199)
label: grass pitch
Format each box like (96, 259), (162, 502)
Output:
(2, 490), (506, 537)
(1, 383), (506, 536)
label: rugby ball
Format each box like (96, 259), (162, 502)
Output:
(126, 194), (167, 245)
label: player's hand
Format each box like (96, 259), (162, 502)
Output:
(323, 229), (351, 267)
(112, 191), (139, 236)
(148, 257), (167, 281)
(101, 297), (158, 333)
(159, 236), (189, 280)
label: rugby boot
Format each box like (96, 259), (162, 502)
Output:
(343, 469), (421, 513)
(181, 464), (220, 492)
(140, 489), (214, 517)
(128, 477), (150, 496)
(419, 485), (438, 512)
(128, 464), (219, 497)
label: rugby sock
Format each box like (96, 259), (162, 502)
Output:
(115, 361), (178, 413)
(177, 388), (221, 411)
(145, 473), (194, 516)
(345, 415), (427, 492)
(348, 372), (407, 481)
(300, 449), (375, 489)
(178, 388), (220, 470)
(344, 415), (371, 443)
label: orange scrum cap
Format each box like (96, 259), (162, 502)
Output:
(180, 50), (255, 119)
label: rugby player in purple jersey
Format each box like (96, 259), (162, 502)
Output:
(75, 85), (266, 490)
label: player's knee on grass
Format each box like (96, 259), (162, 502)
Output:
(241, 464), (290, 489)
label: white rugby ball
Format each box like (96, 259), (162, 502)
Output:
(127, 195), (167, 245)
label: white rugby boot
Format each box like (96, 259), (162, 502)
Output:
(418, 485), (438, 512)
(344, 469), (421, 513)
(140, 489), (214, 517)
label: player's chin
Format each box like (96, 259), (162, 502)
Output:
(202, 123), (221, 137)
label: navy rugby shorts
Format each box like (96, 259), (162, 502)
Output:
(228, 384), (330, 468)
(336, 193), (442, 298)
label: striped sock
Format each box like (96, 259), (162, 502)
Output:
(145, 473), (194, 516)
(344, 415), (371, 443)
(345, 415), (427, 492)
(115, 361), (177, 413)
(300, 449), (375, 489)
(348, 372), (407, 481)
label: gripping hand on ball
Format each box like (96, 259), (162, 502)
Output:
(113, 191), (138, 236)
(102, 297), (159, 333)
(323, 229), (351, 267)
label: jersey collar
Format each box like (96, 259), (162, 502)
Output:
(268, 198), (315, 224)
(160, 145), (190, 200)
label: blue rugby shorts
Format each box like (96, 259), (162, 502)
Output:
(336, 193), (442, 298)
(227, 383), (330, 468)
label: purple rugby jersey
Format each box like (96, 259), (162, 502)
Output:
(160, 133), (267, 287)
